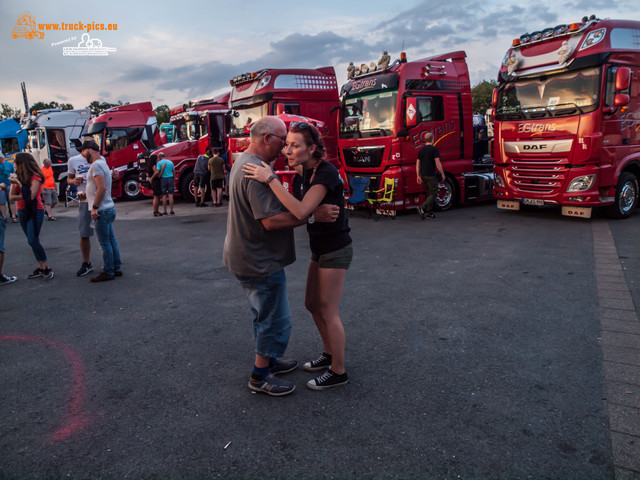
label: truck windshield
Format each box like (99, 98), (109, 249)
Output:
(229, 104), (268, 137)
(340, 90), (397, 138)
(496, 67), (601, 119)
(1, 137), (19, 155)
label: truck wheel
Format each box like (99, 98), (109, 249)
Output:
(180, 171), (195, 203)
(122, 175), (143, 200)
(608, 172), (639, 219)
(436, 177), (457, 211)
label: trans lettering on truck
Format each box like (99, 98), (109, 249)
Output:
(517, 123), (557, 134)
(411, 120), (456, 148)
(351, 78), (378, 91)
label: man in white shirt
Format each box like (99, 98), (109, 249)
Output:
(81, 139), (122, 282)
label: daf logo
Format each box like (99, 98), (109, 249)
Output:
(523, 144), (548, 150)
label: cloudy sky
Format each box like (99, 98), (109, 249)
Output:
(1, 0), (636, 114)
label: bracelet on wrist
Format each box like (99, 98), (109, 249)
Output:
(265, 174), (277, 185)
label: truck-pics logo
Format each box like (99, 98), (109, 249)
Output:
(11, 10), (118, 41)
(517, 123), (557, 133)
(11, 12), (43, 39)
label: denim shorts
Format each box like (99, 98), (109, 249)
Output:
(78, 202), (94, 238)
(235, 269), (292, 358)
(0, 189), (8, 205)
(161, 177), (175, 195)
(0, 214), (6, 253)
(311, 243), (353, 269)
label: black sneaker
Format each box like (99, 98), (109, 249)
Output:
(270, 358), (298, 375)
(303, 353), (332, 372)
(76, 262), (93, 276)
(195, 202), (200, 207)
(417, 206), (426, 219)
(114, 270), (123, 277)
(307, 369), (349, 390)
(426, 212), (436, 219)
(200, 203), (208, 207)
(28, 268), (43, 279)
(42, 268), (54, 280)
(0, 274), (17, 285)
(248, 373), (295, 396)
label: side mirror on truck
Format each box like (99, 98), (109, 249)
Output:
(613, 93), (630, 107)
(615, 67), (631, 92)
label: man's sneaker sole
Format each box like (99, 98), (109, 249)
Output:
(42, 269), (54, 280)
(248, 374), (295, 396)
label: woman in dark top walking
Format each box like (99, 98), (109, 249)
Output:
(243, 122), (352, 390)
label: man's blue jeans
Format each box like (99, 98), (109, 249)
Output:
(94, 207), (121, 275)
(17, 209), (47, 262)
(236, 269), (292, 359)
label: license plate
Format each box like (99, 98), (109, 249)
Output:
(523, 198), (544, 206)
(497, 200), (520, 210)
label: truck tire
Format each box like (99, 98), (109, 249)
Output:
(607, 172), (639, 219)
(180, 171), (195, 203)
(122, 175), (143, 200)
(436, 176), (457, 211)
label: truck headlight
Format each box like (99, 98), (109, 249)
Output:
(494, 172), (505, 188)
(567, 175), (596, 192)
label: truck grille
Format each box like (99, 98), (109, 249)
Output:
(506, 157), (569, 195)
(342, 146), (385, 169)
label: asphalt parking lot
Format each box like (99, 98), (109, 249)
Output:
(1, 199), (639, 479)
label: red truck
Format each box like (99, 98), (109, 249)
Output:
(82, 102), (166, 200)
(228, 67), (340, 170)
(338, 51), (493, 215)
(492, 16), (640, 218)
(137, 92), (230, 201)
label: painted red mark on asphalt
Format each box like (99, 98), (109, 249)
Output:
(0, 334), (89, 441)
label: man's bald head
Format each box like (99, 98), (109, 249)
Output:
(246, 116), (287, 163)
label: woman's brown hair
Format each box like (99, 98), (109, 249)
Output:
(14, 152), (45, 185)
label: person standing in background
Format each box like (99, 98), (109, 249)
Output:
(208, 148), (226, 207)
(41, 158), (58, 221)
(156, 153), (175, 215)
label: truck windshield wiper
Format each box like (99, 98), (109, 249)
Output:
(551, 102), (585, 115)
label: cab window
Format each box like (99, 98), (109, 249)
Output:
(105, 128), (143, 152)
(274, 103), (300, 115)
(416, 97), (444, 123)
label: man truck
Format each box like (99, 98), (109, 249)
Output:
(338, 51), (494, 214)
